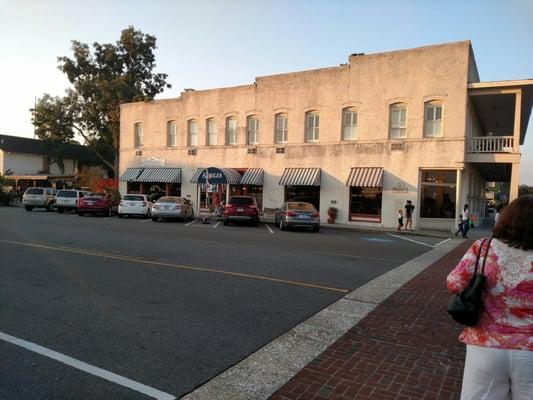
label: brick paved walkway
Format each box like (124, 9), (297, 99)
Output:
(270, 241), (472, 400)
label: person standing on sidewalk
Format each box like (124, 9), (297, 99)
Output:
(447, 195), (533, 400)
(461, 204), (470, 238)
(404, 200), (415, 231)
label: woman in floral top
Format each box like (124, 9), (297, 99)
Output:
(447, 195), (533, 400)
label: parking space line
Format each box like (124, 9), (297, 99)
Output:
(141, 219), (152, 223)
(265, 224), (274, 234)
(213, 221), (220, 229)
(0, 331), (175, 400)
(0, 239), (350, 294)
(433, 238), (451, 247)
(387, 233), (435, 248)
(185, 219), (196, 226)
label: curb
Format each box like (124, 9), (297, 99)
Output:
(180, 239), (465, 400)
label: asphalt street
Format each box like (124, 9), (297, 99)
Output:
(0, 207), (445, 399)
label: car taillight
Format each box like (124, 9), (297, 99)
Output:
(119, 201), (124, 206)
(285, 211), (297, 217)
(312, 212), (320, 218)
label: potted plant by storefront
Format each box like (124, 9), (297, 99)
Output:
(327, 207), (337, 224)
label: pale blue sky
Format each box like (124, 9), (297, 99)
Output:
(1, 0), (532, 182)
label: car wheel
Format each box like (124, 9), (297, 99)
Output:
(57, 207), (64, 214)
(24, 205), (34, 211)
(280, 218), (286, 231)
(223, 219), (229, 226)
(251, 218), (259, 227)
(312, 225), (320, 232)
(152, 216), (158, 222)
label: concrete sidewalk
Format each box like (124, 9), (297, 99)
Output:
(269, 241), (472, 400)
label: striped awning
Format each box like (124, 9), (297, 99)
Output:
(346, 167), (384, 187)
(135, 167), (182, 183)
(279, 168), (321, 186)
(119, 167), (143, 182)
(190, 167), (242, 184)
(240, 168), (263, 185)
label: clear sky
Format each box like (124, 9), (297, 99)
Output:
(1, 0), (532, 183)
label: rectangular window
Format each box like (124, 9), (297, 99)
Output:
(275, 114), (288, 143)
(420, 170), (456, 218)
(424, 103), (443, 137)
(247, 116), (259, 145)
(188, 120), (198, 146)
(389, 105), (407, 138)
(342, 109), (357, 140)
(349, 187), (382, 222)
(207, 119), (217, 146)
(134, 123), (143, 147)
(306, 113), (319, 142)
(227, 118), (237, 145)
(167, 121), (177, 147)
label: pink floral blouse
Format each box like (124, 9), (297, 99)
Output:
(447, 238), (533, 350)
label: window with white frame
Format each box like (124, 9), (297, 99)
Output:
(424, 101), (443, 137)
(188, 120), (198, 146)
(275, 113), (288, 143)
(226, 117), (237, 145)
(342, 108), (358, 140)
(305, 111), (319, 142)
(389, 103), (407, 139)
(134, 123), (143, 147)
(247, 115), (259, 145)
(167, 120), (177, 147)
(206, 118), (217, 146)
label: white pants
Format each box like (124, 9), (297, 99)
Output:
(461, 345), (533, 400)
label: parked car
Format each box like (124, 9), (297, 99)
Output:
(76, 193), (119, 217)
(118, 194), (153, 218)
(151, 196), (194, 222)
(275, 201), (320, 232)
(22, 187), (56, 211)
(223, 196), (260, 226)
(55, 189), (90, 213)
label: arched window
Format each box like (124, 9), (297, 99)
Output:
(187, 120), (198, 146)
(226, 117), (237, 145)
(167, 120), (177, 147)
(305, 111), (319, 142)
(247, 115), (259, 145)
(342, 108), (358, 140)
(134, 123), (143, 147)
(424, 101), (443, 137)
(274, 113), (288, 144)
(389, 103), (407, 139)
(206, 118), (217, 146)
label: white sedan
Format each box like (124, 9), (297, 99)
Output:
(118, 194), (153, 218)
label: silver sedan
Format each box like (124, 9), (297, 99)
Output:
(274, 201), (320, 232)
(151, 197), (194, 222)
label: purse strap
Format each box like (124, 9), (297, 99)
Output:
(480, 237), (493, 275)
(473, 238), (487, 275)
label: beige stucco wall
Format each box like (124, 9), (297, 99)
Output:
(119, 41), (473, 229)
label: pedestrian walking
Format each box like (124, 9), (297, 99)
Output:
(447, 195), (533, 400)
(404, 200), (415, 231)
(461, 204), (470, 238)
(397, 209), (404, 231)
(454, 214), (463, 236)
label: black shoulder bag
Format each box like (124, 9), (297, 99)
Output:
(447, 237), (492, 326)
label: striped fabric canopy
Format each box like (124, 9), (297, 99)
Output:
(346, 167), (383, 187)
(119, 167), (143, 182)
(279, 168), (321, 186)
(190, 167), (242, 184)
(240, 168), (263, 185)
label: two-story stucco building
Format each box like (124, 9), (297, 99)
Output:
(118, 41), (532, 231)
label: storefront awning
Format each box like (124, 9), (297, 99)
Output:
(190, 167), (242, 184)
(119, 167), (143, 182)
(135, 167), (182, 183)
(346, 167), (383, 187)
(240, 168), (263, 185)
(279, 168), (321, 186)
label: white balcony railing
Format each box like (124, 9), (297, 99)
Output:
(466, 136), (514, 153)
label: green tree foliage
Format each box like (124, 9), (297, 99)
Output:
(32, 27), (171, 176)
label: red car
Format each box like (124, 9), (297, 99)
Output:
(77, 193), (119, 217)
(223, 196), (260, 226)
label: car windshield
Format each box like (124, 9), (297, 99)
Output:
(56, 191), (77, 198)
(287, 202), (316, 211)
(230, 197), (254, 205)
(123, 195), (145, 201)
(158, 197), (181, 203)
(26, 188), (44, 195)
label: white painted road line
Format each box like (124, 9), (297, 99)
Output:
(265, 224), (274, 234)
(433, 238), (451, 247)
(213, 221), (221, 229)
(387, 233), (435, 248)
(185, 219), (196, 226)
(141, 219), (152, 223)
(0, 331), (175, 400)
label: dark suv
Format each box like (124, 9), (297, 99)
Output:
(223, 196), (260, 226)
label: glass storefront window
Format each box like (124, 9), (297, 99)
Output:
(420, 170), (456, 218)
(349, 187), (382, 222)
(284, 186), (320, 210)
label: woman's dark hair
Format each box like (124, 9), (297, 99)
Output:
(493, 195), (533, 250)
